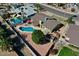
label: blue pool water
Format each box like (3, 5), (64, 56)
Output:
(11, 18), (23, 25)
(19, 27), (35, 32)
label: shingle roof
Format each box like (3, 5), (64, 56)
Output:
(43, 20), (60, 32)
(66, 24), (79, 46)
(32, 13), (49, 26)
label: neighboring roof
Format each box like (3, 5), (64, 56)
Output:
(43, 20), (60, 32)
(11, 4), (36, 17)
(66, 24), (79, 46)
(32, 13), (50, 26)
(19, 6), (36, 17)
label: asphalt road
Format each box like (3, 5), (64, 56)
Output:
(40, 4), (75, 18)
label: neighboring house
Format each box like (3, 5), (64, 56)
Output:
(18, 5), (36, 17)
(66, 24), (79, 46)
(65, 3), (77, 8)
(10, 4), (36, 17)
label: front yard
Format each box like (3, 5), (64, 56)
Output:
(58, 47), (79, 56)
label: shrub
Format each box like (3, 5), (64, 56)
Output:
(65, 16), (76, 24)
(66, 18), (75, 24)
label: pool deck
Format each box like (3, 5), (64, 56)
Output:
(18, 31), (53, 56)
(15, 24), (54, 55)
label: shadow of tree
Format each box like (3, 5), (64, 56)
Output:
(10, 36), (25, 50)
(40, 39), (50, 45)
(9, 36), (25, 56)
(40, 34), (51, 45)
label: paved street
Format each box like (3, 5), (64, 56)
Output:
(40, 4), (79, 22)
(40, 4), (74, 18)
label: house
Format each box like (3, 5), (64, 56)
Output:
(10, 4), (36, 17)
(66, 24), (79, 46)
(32, 13), (63, 33)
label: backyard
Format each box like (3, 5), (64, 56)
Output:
(58, 47), (79, 56)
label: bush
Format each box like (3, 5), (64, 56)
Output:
(47, 3), (53, 5)
(32, 30), (44, 44)
(71, 8), (75, 12)
(58, 3), (65, 7)
(66, 18), (75, 24)
(65, 16), (76, 24)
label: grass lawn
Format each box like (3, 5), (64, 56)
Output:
(58, 47), (79, 56)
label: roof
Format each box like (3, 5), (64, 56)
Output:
(20, 6), (36, 17)
(66, 24), (79, 46)
(32, 13), (50, 26)
(11, 4), (36, 17)
(43, 20), (60, 32)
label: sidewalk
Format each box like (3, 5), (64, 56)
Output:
(66, 45), (79, 52)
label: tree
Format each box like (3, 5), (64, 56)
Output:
(0, 36), (10, 51)
(0, 26), (11, 51)
(32, 30), (44, 44)
(71, 8), (75, 12)
(2, 13), (11, 19)
(34, 4), (43, 13)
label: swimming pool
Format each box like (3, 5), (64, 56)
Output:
(19, 26), (35, 32)
(11, 18), (23, 25)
